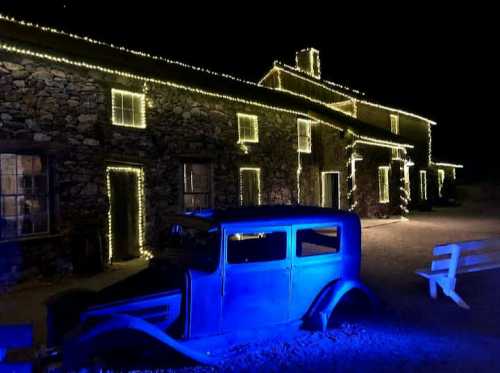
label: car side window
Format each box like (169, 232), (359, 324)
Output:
(296, 226), (340, 257)
(227, 231), (287, 264)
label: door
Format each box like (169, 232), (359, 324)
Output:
(322, 172), (340, 210)
(107, 166), (144, 261)
(222, 225), (291, 332)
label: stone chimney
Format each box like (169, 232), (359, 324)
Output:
(296, 48), (321, 79)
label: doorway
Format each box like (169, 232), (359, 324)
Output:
(321, 171), (340, 210)
(106, 166), (145, 262)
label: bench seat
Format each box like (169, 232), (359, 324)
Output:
(416, 260), (500, 279)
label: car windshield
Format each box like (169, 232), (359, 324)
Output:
(161, 222), (219, 272)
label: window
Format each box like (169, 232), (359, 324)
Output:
(390, 114), (402, 159)
(228, 231), (286, 264)
(111, 89), (146, 128)
(420, 170), (427, 201)
(438, 169), (445, 198)
(297, 119), (312, 153)
(184, 163), (211, 211)
(237, 114), (258, 143)
(240, 168), (261, 206)
(296, 226), (340, 257)
(0, 154), (49, 240)
(378, 166), (390, 203)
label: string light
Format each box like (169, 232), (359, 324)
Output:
(437, 169), (445, 198)
(239, 167), (261, 206)
(266, 62), (437, 125)
(432, 162), (463, 169)
(0, 14), (260, 87)
(378, 166), (390, 204)
(111, 89), (146, 128)
(419, 170), (428, 201)
(0, 40), (415, 151)
(237, 113), (259, 144)
(106, 166), (153, 262)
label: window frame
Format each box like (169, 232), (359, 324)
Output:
(223, 223), (292, 269)
(183, 162), (212, 211)
(295, 225), (341, 258)
(390, 114), (402, 160)
(378, 166), (390, 204)
(111, 88), (146, 129)
(297, 119), (312, 154)
(237, 113), (259, 144)
(239, 167), (261, 206)
(420, 170), (428, 201)
(0, 153), (51, 241)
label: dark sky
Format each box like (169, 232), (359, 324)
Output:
(0, 2), (496, 183)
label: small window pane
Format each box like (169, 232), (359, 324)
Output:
(123, 108), (133, 125)
(228, 231), (286, 264)
(113, 104), (123, 124)
(296, 226), (340, 257)
(17, 155), (33, 176)
(184, 194), (209, 211)
(34, 175), (48, 194)
(18, 175), (33, 194)
(19, 215), (34, 235)
(1, 175), (16, 194)
(1, 154), (17, 174)
(1, 217), (17, 238)
(1, 196), (17, 216)
(33, 214), (49, 233)
(122, 93), (133, 111)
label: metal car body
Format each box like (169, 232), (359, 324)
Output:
(48, 206), (374, 368)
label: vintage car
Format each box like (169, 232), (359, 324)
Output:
(46, 206), (375, 368)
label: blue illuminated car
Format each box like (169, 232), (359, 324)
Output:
(47, 206), (374, 368)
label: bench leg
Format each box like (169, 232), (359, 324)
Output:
(448, 291), (470, 310)
(429, 279), (438, 299)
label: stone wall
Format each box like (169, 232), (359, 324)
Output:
(0, 48), (410, 279)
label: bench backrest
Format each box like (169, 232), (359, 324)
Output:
(431, 238), (500, 276)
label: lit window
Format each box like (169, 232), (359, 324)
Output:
(111, 89), (146, 128)
(237, 114), (258, 144)
(420, 170), (427, 201)
(240, 168), (261, 206)
(297, 119), (312, 153)
(0, 154), (49, 240)
(378, 166), (390, 203)
(390, 114), (402, 159)
(184, 163), (211, 211)
(438, 169), (445, 198)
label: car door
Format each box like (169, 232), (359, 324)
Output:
(221, 224), (291, 332)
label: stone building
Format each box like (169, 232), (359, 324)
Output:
(0, 16), (462, 277)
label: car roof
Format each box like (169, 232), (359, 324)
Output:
(181, 206), (356, 226)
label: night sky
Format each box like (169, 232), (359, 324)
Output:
(0, 2), (496, 183)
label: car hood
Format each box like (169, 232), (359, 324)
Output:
(93, 261), (186, 307)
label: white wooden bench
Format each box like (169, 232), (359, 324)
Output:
(416, 238), (500, 309)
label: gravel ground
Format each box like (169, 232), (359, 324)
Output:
(2, 202), (500, 372)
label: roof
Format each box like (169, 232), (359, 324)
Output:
(271, 62), (437, 125)
(182, 206), (357, 225)
(0, 14), (413, 147)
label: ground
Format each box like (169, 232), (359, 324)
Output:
(1, 202), (500, 372)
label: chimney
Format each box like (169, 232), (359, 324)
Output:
(295, 48), (321, 79)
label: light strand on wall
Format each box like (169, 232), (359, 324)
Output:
(270, 62), (437, 125)
(0, 41), (417, 152)
(0, 14), (260, 88)
(106, 166), (153, 262)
